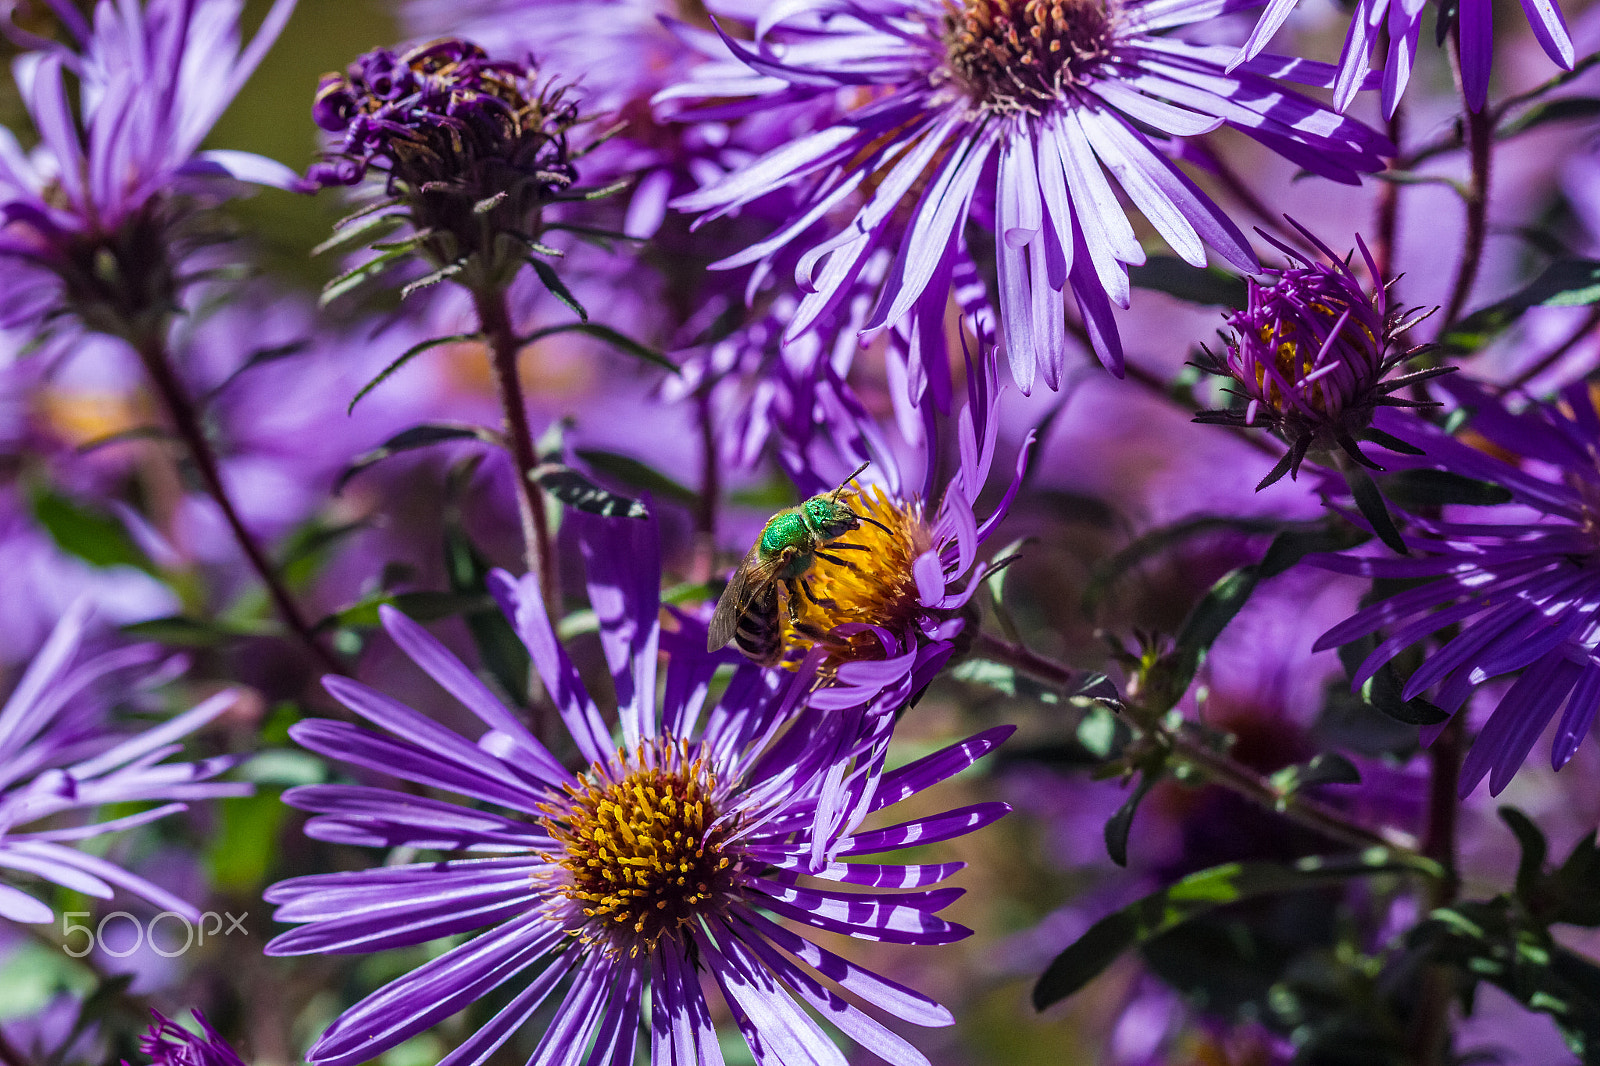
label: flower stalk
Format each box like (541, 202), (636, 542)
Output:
(134, 336), (345, 676)
(971, 630), (1441, 872)
(471, 284), (560, 618)
(1442, 29), (1494, 327)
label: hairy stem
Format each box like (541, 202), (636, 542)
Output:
(1411, 714), (1464, 1065)
(1441, 37), (1494, 327)
(472, 284), (560, 619)
(1375, 103), (1405, 285)
(972, 630), (1439, 871)
(135, 337), (344, 676)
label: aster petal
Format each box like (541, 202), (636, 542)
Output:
(436, 951), (579, 1066)
(376, 605), (565, 784)
(319, 678), (550, 807)
(288, 719), (541, 814)
(265, 874), (540, 955)
(1466, 654), (1581, 796)
(729, 921), (931, 1066)
(655, 943), (724, 1066)
(698, 931), (849, 1066)
(578, 511), (662, 748)
(305, 912), (563, 1066)
(528, 955), (616, 1066)
(1458, 0), (1495, 111)
(1552, 662), (1600, 770)
(488, 570), (613, 766)
(838, 802), (1012, 855)
(749, 878), (971, 945)
(8, 839), (203, 920)
(871, 726), (1016, 812)
(0, 882), (53, 924)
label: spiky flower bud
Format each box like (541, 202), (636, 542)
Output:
(1193, 221), (1448, 490)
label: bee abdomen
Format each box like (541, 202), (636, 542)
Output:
(734, 586), (784, 667)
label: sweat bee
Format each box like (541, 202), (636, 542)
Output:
(707, 462), (893, 665)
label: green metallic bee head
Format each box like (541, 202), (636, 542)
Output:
(800, 495), (862, 541)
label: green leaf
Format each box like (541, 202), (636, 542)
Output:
(349, 333), (481, 414)
(1441, 259), (1600, 353)
(532, 463), (649, 519)
(320, 245), (411, 305)
(1105, 772), (1158, 867)
(574, 448), (699, 509)
(316, 589), (495, 632)
(30, 487), (156, 574)
(1335, 634), (1450, 726)
(1551, 830), (1600, 927)
(1500, 806), (1549, 905)
(1499, 97), (1600, 138)
(335, 423), (495, 494)
(120, 616), (270, 647)
(399, 262), (464, 300)
(1128, 256), (1248, 307)
(523, 321), (678, 373)
(527, 258), (587, 321)
(202, 340), (312, 402)
(1270, 752), (1362, 795)
(313, 203), (405, 257)
(1377, 469), (1513, 509)
(443, 523), (531, 707)
(1033, 853), (1409, 1010)
(1343, 463), (1407, 555)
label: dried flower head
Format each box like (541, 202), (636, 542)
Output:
(1193, 221), (1448, 490)
(304, 39), (586, 290)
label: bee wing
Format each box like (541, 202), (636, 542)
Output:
(708, 544), (791, 652)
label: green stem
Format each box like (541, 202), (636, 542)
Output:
(1411, 714), (1465, 1066)
(971, 630), (1440, 872)
(134, 336), (345, 676)
(471, 284), (561, 620)
(1375, 101), (1405, 286)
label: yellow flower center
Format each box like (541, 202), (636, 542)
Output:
(1252, 297), (1378, 415)
(780, 486), (933, 668)
(942, 0), (1116, 113)
(540, 741), (738, 957)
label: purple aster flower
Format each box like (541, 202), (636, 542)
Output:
(1193, 220), (1446, 489)
(659, 0), (1393, 385)
(265, 512), (1010, 1066)
(1313, 379), (1600, 796)
(729, 330), (1030, 709)
(132, 1011), (246, 1066)
(0, 601), (249, 924)
(1233, 0), (1573, 115)
(0, 0), (298, 344)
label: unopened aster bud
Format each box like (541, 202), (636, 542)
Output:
(302, 38), (582, 286)
(1193, 220), (1448, 489)
(133, 1012), (246, 1066)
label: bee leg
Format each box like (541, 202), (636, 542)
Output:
(826, 543), (871, 552)
(793, 619), (850, 649)
(814, 550), (862, 573)
(800, 579), (842, 611)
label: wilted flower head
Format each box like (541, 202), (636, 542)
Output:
(1194, 223), (1446, 489)
(267, 513), (1008, 1066)
(660, 0), (1393, 384)
(1315, 380), (1600, 796)
(133, 1011), (246, 1066)
(304, 39), (585, 288)
(0, 601), (248, 924)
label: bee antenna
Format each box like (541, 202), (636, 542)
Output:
(853, 510), (894, 536)
(831, 460), (872, 502)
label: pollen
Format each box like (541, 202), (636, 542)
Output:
(781, 486), (932, 667)
(539, 741), (739, 957)
(941, 0), (1116, 113)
